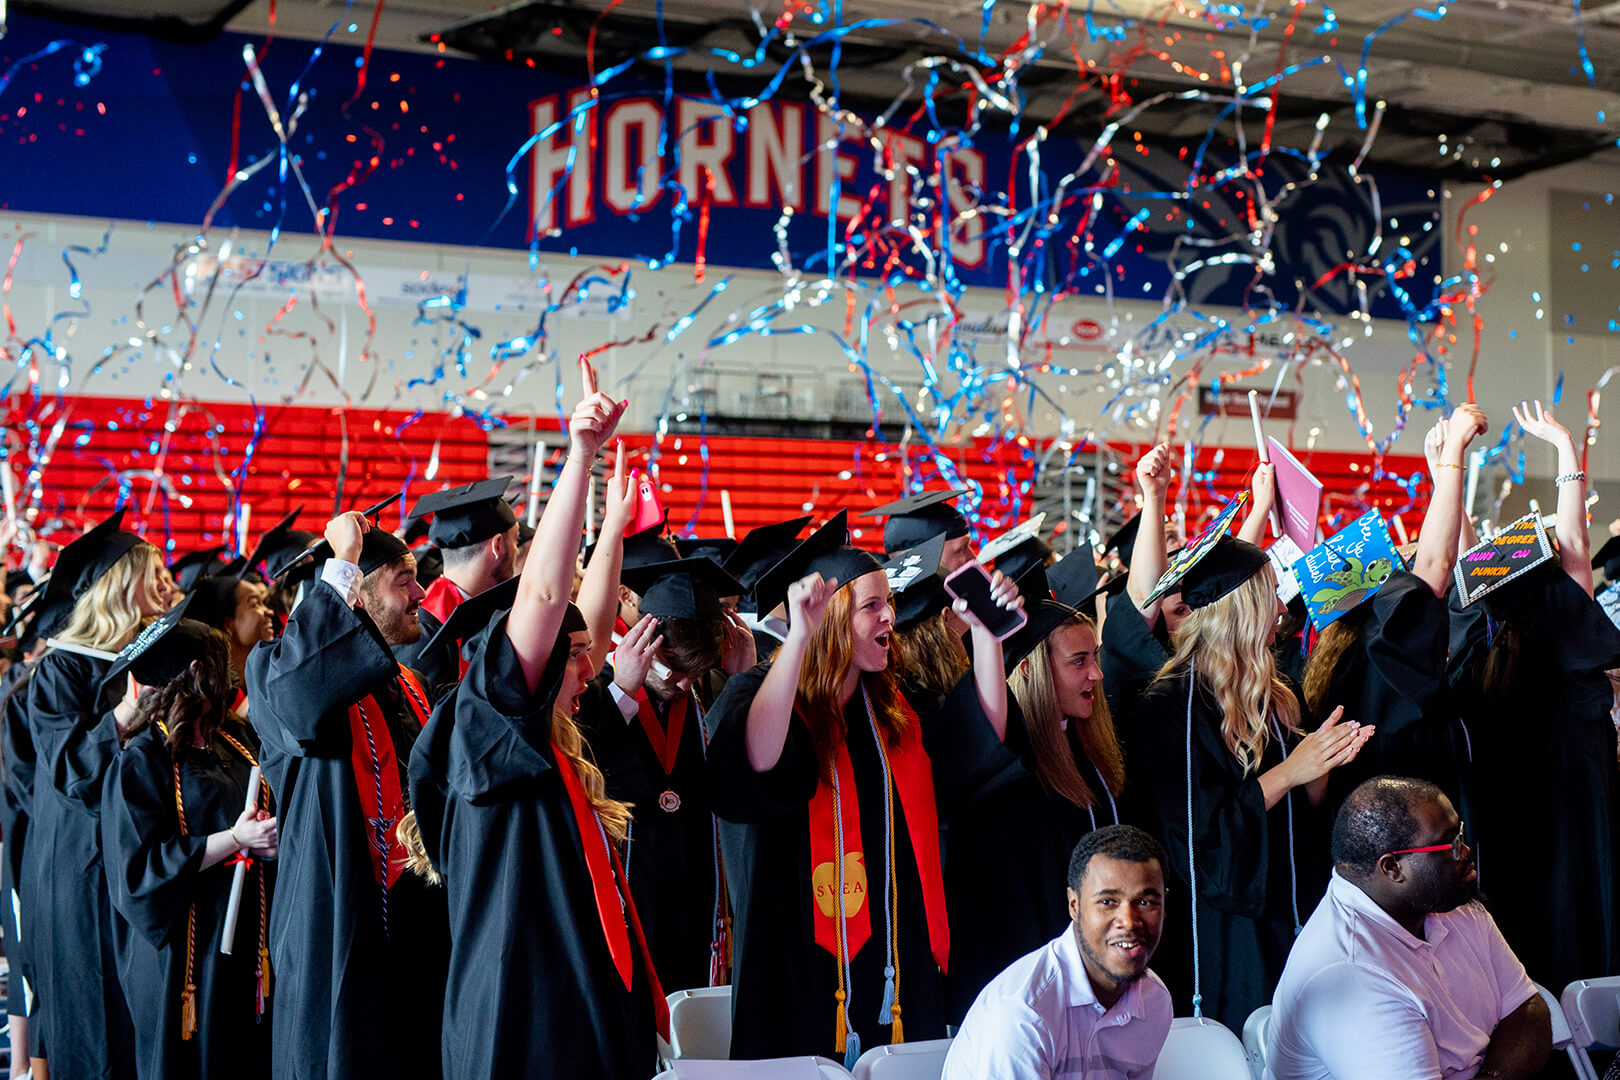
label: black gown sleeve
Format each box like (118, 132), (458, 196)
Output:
(1101, 589), (1170, 718)
(702, 662), (820, 824)
(914, 672), (1023, 820)
(100, 728), (208, 951)
(245, 580), (400, 757)
(28, 650), (119, 813)
(1136, 674), (1270, 919)
(1341, 570), (1450, 735)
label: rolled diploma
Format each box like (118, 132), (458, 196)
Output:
(221, 765), (262, 956)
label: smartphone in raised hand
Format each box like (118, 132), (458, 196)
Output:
(943, 561), (1027, 641)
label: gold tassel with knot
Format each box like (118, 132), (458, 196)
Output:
(180, 983), (198, 1041)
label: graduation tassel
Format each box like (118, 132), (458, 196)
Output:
(843, 1028), (862, 1072)
(257, 945), (271, 1018)
(890, 1005), (903, 1044)
(834, 988), (850, 1055)
(180, 983), (198, 1041)
(879, 965), (895, 1023)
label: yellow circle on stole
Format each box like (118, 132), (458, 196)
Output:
(811, 852), (868, 918)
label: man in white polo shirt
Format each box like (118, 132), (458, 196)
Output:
(944, 825), (1174, 1080)
(1267, 777), (1551, 1080)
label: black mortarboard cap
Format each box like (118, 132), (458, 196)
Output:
(42, 509), (143, 609)
(990, 535), (1053, 584)
(725, 516), (813, 610)
(884, 533), (949, 631)
(866, 489), (970, 556)
(1048, 547), (1102, 610)
(243, 508), (302, 578)
(414, 544), (445, 589)
(1593, 534), (1620, 579)
(403, 514), (432, 545)
(170, 545), (230, 591)
(271, 494), (406, 579)
(1104, 515), (1142, 569)
(1002, 598), (1081, 670)
(1176, 535), (1270, 610)
(753, 510), (884, 623)
(1012, 561), (1053, 606)
(622, 556), (745, 620)
(586, 515), (680, 574)
(978, 513), (1049, 578)
(6, 568), (35, 596)
(674, 536), (739, 567)
(101, 596), (217, 692)
(422, 576), (520, 660)
(516, 521), (535, 547)
(410, 477), (519, 549)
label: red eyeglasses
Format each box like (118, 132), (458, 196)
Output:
(1387, 822), (1469, 862)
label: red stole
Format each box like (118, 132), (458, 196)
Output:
(634, 691), (687, 777)
(553, 739), (671, 1041)
(421, 576), (467, 626)
(348, 669), (431, 891)
(804, 692), (950, 974)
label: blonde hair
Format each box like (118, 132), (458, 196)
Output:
(1156, 568), (1299, 776)
(1301, 611), (1367, 719)
(893, 610), (970, 699)
(1009, 612), (1125, 809)
(55, 542), (164, 653)
(796, 582), (908, 778)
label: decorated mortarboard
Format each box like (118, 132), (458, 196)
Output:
(1291, 509), (1400, 630)
(100, 596), (218, 693)
(978, 512), (1052, 581)
(1144, 491), (1250, 605)
(41, 509), (144, 609)
(724, 515), (814, 606)
(170, 545), (230, 591)
(1452, 512), (1556, 607)
(674, 536), (740, 567)
(1177, 534), (1269, 610)
(622, 556), (746, 620)
(1103, 515), (1142, 570)
(409, 477), (518, 550)
(422, 576), (520, 659)
(271, 495), (407, 580)
(865, 489), (970, 556)
(883, 533), (950, 631)
(1047, 546), (1103, 610)
(1267, 534), (1308, 606)
(752, 510), (885, 623)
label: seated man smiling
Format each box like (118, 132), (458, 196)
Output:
(1266, 777), (1551, 1080)
(944, 825), (1173, 1080)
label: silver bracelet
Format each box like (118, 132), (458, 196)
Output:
(1555, 470), (1587, 485)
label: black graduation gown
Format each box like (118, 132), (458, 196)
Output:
(578, 673), (724, 994)
(245, 583), (449, 1080)
(1448, 569), (1620, 993)
(704, 663), (968, 1061)
(101, 718), (275, 1080)
(1313, 571), (1467, 816)
(935, 692), (1131, 1024)
(1133, 666), (1321, 1029)
(392, 608), (458, 699)
(0, 662), (38, 1031)
(406, 615), (659, 1080)
(24, 647), (137, 1078)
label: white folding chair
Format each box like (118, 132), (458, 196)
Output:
(1533, 983), (1585, 1079)
(1153, 1016), (1252, 1080)
(652, 1057), (851, 1079)
(1562, 976), (1620, 1080)
(1241, 1005), (1272, 1080)
(667, 985), (735, 1061)
(851, 1037), (953, 1080)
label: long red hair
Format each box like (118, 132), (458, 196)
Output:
(794, 579), (909, 778)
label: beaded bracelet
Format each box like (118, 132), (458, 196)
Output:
(1556, 470), (1587, 485)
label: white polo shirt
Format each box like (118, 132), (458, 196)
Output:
(1266, 871), (1536, 1080)
(943, 926), (1173, 1080)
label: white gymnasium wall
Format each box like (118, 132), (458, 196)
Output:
(4, 154), (1618, 475)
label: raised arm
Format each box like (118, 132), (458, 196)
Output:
(1126, 443), (1172, 620)
(1413, 405), (1487, 597)
(1236, 461), (1276, 546)
(508, 358), (625, 693)
(744, 574), (832, 772)
(953, 571), (1022, 742)
(577, 440), (636, 674)
(1514, 400), (1593, 598)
